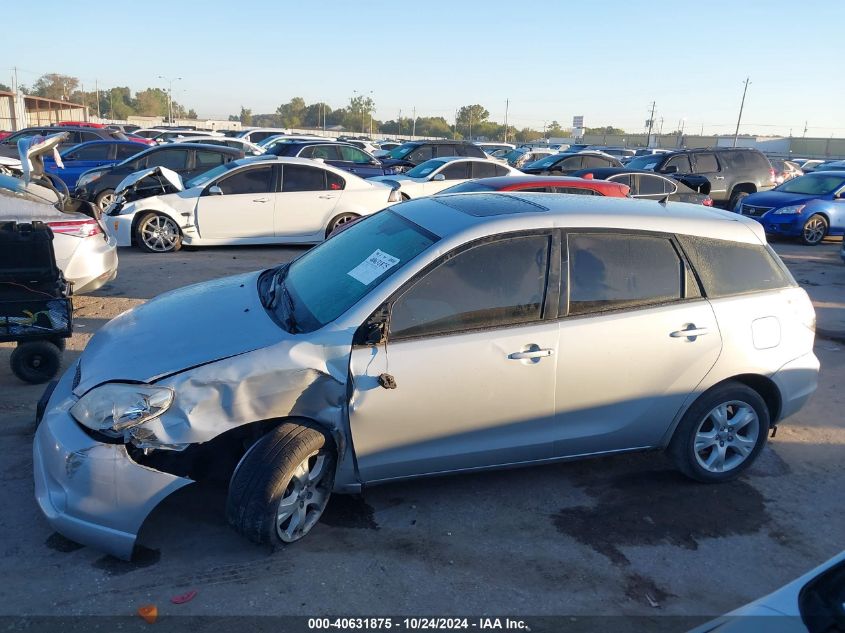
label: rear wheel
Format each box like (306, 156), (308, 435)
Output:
(326, 213), (360, 238)
(135, 212), (182, 253)
(668, 382), (769, 483)
(10, 341), (62, 384)
(800, 214), (827, 245)
(728, 189), (751, 211)
(226, 422), (335, 546)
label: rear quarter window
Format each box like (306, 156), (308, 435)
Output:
(677, 235), (795, 297)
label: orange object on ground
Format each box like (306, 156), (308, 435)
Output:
(137, 604), (158, 624)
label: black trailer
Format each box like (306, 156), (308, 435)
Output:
(0, 221), (72, 383)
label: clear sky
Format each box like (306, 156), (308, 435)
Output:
(5, 0), (843, 137)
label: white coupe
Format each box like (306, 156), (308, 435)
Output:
(369, 156), (521, 199)
(104, 157), (401, 253)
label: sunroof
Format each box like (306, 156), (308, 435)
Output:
(433, 193), (549, 217)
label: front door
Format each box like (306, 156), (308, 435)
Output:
(195, 164), (276, 239)
(552, 231), (722, 456)
(349, 233), (559, 482)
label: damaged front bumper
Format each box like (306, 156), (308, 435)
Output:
(32, 369), (192, 560)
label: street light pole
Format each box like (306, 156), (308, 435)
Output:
(158, 75), (182, 124)
(733, 77), (751, 148)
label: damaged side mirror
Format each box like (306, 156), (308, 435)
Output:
(354, 305), (390, 346)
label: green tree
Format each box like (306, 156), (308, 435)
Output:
(276, 97), (306, 128)
(586, 125), (625, 135)
(239, 106), (252, 125)
(186, 109), (197, 119)
(134, 88), (169, 116)
(105, 87), (134, 119)
(0, 83), (10, 92)
(31, 73), (79, 101)
(456, 104), (489, 137)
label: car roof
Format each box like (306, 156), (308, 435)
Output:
(64, 139), (137, 147)
(145, 142), (242, 155)
(459, 175), (629, 189)
(425, 156), (495, 163)
(392, 192), (765, 245)
(570, 167), (672, 178)
(402, 140), (471, 146)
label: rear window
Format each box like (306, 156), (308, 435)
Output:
(677, 235), (795, 297)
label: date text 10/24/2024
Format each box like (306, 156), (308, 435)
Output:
(308, 618), (530, 630)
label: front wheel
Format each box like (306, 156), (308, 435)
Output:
(325, 212), (360, 238)
(668, 382), (769, 483)
(226, 422), (335, 545)
(800, 214), (828, 245)
(95, 189), (116, 213)
(729, 190), (750, 211)
(135, 212), (182, 253)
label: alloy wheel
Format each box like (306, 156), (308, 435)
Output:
(140, 215), (180, 252)
(803, 217), (826, 244)
(275, 451), (332, 542)
(98, 192), (115, 211)
(693, 400), (760, 473)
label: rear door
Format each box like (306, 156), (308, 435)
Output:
(194, 164), (276, 239)
(691, 152), (726, 200)
(187, 149), (232, 179)
(275, 164), (342, 239)
(552, 231), (722, 456)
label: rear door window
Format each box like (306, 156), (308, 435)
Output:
(116, 144), (142, 159)
(389, 235), (551, 339)
(68, 144), (111, 160)
(441, 161), (470, 180)
(676, 235), (795, 297)
(558, 156), (583, 170)
(146, 149), (189, 170)
(436, 145), (459, 158)
(471, 161), (498, 179)
(567, 233), (683, 315)
(638, 174), (672, 195)
(408, 145), (435, 163)
(283, 165), (327, 191)
(693, 153), (720, 174)
(195, 150), (228, 169)
(300, 145), (341, 160)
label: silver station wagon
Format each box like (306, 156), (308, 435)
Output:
(33, 193), (819, 558)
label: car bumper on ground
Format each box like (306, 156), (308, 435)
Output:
(771, 351), (820, 422)
(33, 368), (193, 560)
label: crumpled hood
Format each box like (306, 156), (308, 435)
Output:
(115, 166), (183, 195)
(743, 190), (818, 208)
(73, 271), (288, 395)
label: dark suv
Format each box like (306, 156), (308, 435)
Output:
(625, 148), (775, 208)
(266, 140), (391, 177)
(0, 126), (132, 159)
(380, 140), (487, 172)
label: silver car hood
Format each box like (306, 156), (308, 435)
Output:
(115, 166), (183, 195)
(73, 271), (286, 396)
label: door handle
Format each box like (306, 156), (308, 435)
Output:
(508, 348), (554, 360)
(670, 325), (710, 340)
(318, 195), (337, 199)
(714, 176), (725, 180)
(252, 197), (270, 202)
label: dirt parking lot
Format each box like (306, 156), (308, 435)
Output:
(1, 239), (843, 626)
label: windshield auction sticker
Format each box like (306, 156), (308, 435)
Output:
(347, 249), (400, 284)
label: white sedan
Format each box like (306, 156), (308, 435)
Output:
(170, 136), (265, 155)
(103, 157), (401, 253)
(369, 156), (521, 199)
(0, 174), (118, 293)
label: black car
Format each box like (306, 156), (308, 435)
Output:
(74, 143), (243, 211)
(266, 140), (391, 177)
(0, 126), (132, 159)
(380, 140), (486, 173)
(521, 151), (622, 175)
(570, 167), (714, 205)
(624, 147), (775, 209)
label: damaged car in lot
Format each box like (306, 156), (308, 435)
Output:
(104, 157), (402, 252)
(33, 193), (819, 559)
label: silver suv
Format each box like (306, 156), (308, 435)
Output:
(34, 194), (819, 558)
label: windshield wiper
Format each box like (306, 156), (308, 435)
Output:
(263, 265), (298, 333)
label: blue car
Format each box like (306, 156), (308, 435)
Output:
(44, 140), (146, 188)
(736, 171), (845, 245)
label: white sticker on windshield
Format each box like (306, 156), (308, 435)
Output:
(347, 249), (400, 285)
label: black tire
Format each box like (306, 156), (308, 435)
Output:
(49, 337), (67, 351)
(134, 212), (182, 253)
(10, 341), (62, 384)
(668, 381), (769, 483)
(400, 192), (411, 201)
(799, 214), (828, 246)
(226, 422), (335, 546)
(728, 189), (751, 211)
(94, 189), (116, 213)
(325, 213), (361, 238)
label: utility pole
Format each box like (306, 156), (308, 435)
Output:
(95, 79), (101, 119)
(733, 77), (751, 148)
(412, 106), (416, 138)
(398, 109), (402, 138)
(658, 116), (664, 136)
(646, 101), (656, 146)
(158, 76), (182, 124)
(803, 121), (808, 138)
(469, 109), (473, 141)
(504, 99), (509, 143)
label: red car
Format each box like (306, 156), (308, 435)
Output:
(56, 121), (107, 128)
(0, 131), (11, 141)
(434, 175), (631, 197)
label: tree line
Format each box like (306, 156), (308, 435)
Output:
(3, 74), (196, 120)
(233, 97), (627, 141)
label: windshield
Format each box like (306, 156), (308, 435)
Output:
(502, 149), (526, 162)
(387, 143), (417, 159)
(527, 154), (567, 169)
(775, 173), (845, 195)
(277, 210), (438, 331)
(437, 181), (495, 195)
(405, 160), (446, 178)
(813, 162), (845, 172)
(626, 155), (663, 170)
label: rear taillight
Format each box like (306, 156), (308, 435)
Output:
(48, 219), (102, 238)
(702, 196), (713, 207)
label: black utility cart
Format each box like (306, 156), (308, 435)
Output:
(0, 221), (72, 383)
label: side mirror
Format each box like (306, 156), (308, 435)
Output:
(207, 185), (223, 195)
(835, 191), (845, 200)
(433, 173), (446, 181)
(663, 165), (678, 174)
